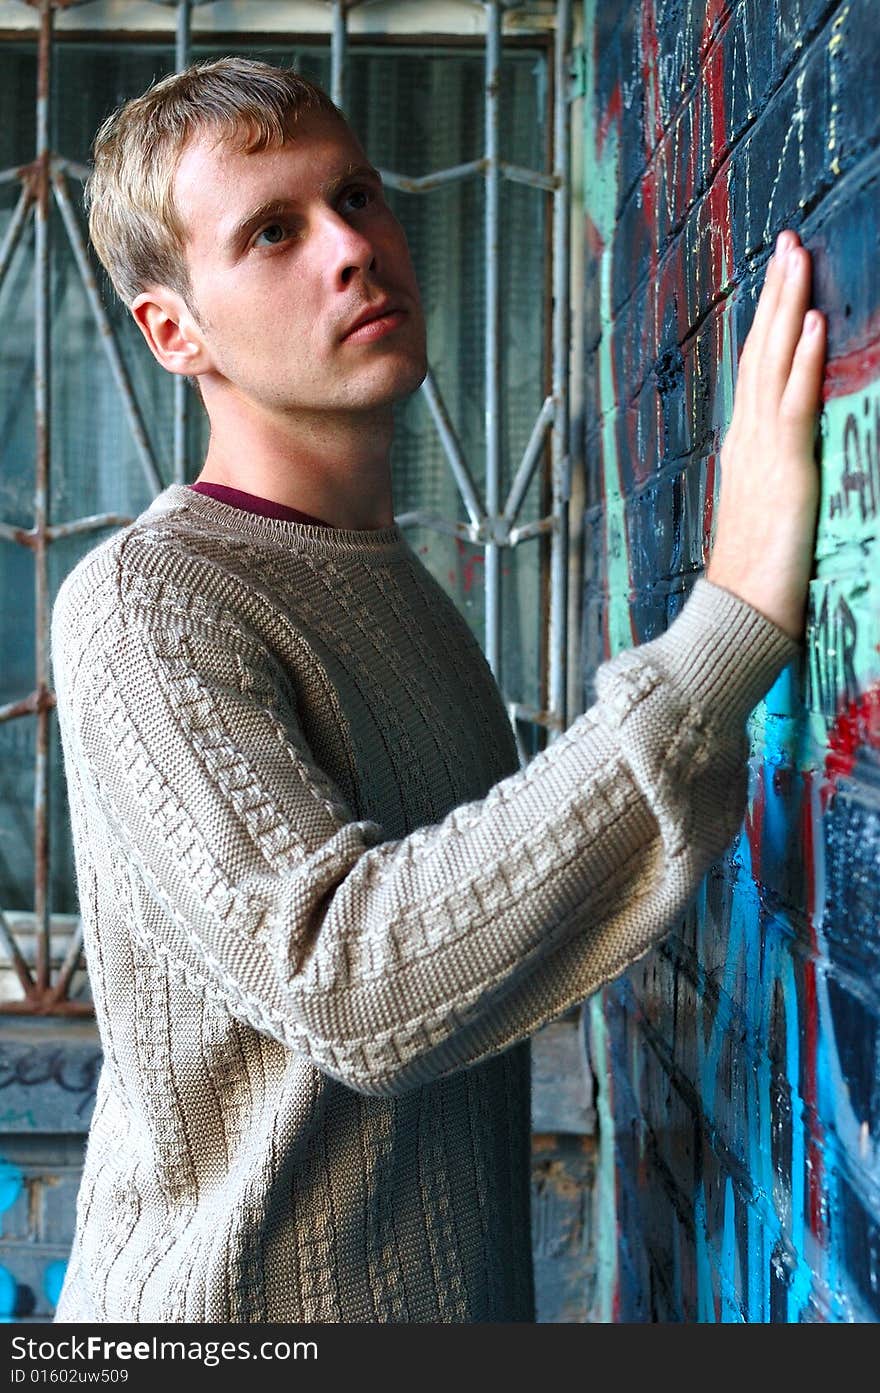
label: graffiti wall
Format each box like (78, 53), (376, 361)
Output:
(0, 1022), (100, 1321)
(580, 0), (880, 1321)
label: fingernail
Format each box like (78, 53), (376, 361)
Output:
(776, 231), (793, 255)
(806, 311), (822, 334)
(786, 246), (801, 276)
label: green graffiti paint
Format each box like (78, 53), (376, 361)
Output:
(584, 0), (632, 659)
(588, 993), (619, 1319)
(806, 375), (880, 754)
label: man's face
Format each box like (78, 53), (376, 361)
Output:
(172, 110), (428, 415)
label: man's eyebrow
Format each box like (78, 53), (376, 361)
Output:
(225, 163), (383, 251)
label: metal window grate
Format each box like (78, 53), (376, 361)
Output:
(0, 0), (572, 1013)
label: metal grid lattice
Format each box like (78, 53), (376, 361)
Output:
(0, 0), (572, 1013)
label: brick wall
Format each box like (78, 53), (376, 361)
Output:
(580, 0), (880, 1321)
(0, 1019), (101, 1321)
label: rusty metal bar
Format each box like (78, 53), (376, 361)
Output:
(393, 510), (481, 544)
(0, 185), (33, 292)
(173, 0), (191, 485)
(331, 0), (347, 111)
(0, 522), (36, 548)
(32, 0), (53, 997)
(509, 514), (557, 546)
(0, 909), (35, 1000)
(394, 508), (556, 549)
(47, 512), (134, 539)
(499, 160), (560, 192)
(511, 720), (531, 769)
(484, 0), (502, 679)
(382, 156), (571, 201)
(1, 0), (569, 1019)
(548, 0), (571, 733)
(1, 997), (94, 1015)
(47, 917), (84, 1003)
(508, 700), (564, 731)
(0, 689), (55, 724)
(175, 0), (191, 64)
(379, 159), (486, 194)
(501, 392), (555, 525)
(173, 379), (188, 483)
(0, 514), (131, 548)
(23, 0), (95, 9)
(419, 366), (486, 527)
(52, 167), (163, 495)
(52, 156), (90, 182)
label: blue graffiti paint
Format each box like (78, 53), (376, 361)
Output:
(43, 1260), (67, 1309)
(780, 949), (812, 1321)
(0, 1264), (16, 1322)
(693, 1179), (715, 1321)
(720, 1177), (740, 1322)
(694, 670), (822, 1321)
(585, 0), (880, 1323)
(0, 1161), (23, 1216)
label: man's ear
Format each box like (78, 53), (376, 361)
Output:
(130, 287), (212, 378)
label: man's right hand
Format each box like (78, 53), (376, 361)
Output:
(706, 228), (827, 641)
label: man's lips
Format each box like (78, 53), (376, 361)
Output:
(340, 300), (406, 343)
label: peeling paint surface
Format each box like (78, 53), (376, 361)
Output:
(582, 0), (880, 1323)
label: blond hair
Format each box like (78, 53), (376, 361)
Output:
(85, 56), (342, 310)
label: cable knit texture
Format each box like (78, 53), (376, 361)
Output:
(49, 483), (797, 1323)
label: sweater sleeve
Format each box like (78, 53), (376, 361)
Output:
(51, 567), (796, 1097)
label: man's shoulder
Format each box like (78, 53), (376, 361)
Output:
(54, 487), (228, 621)
(50, 486), (249, 674)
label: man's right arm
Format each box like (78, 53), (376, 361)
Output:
(50, 228), (823, 1098)
(51, 561), (794, 1097)
(707, 228), (825, 636)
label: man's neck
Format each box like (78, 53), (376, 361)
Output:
(196, 398), (396, 531)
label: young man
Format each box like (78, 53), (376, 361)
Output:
(50, 57), (826, 1324)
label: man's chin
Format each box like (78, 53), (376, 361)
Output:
(359, 352), (428, 408)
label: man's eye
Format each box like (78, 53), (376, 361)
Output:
(253, 223), (291, 248)
(343, 187), (375, 212)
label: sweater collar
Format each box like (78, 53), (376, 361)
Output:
(145, 484), (409, 558)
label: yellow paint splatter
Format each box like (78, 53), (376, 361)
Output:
(827, 6), (849, 172)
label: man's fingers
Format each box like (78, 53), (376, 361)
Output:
(778, 308), (827, 450)
(744, 231), (799, 357)
(733, 231), (798, 427)
(761, 244), (814, 403)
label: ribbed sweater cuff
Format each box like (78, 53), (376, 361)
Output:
(647, 577), (801, 730)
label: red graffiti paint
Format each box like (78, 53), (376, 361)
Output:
(698, 0), (731, 63)
(585, 211), (604, 260)
(800, 686), (880, 1238)
(743, 755), (766, 887)
(822, 684), (880, 805)
(598, 83), (622, 161)
(640, 3), (662, 149)
(638, 3), (662, 487)
(453, 535), (484, 595)
(588, 0), (880, 1319)
(701, 2), (734, 382)
(800, 769), (826, 1240)
(823, 327), (880, 401)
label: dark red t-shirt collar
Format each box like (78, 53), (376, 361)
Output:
(189, 481), (333, 528)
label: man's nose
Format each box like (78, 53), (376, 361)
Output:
(319, 209), (378, 287)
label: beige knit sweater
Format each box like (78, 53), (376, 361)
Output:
(49, 483), (796, 1323)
